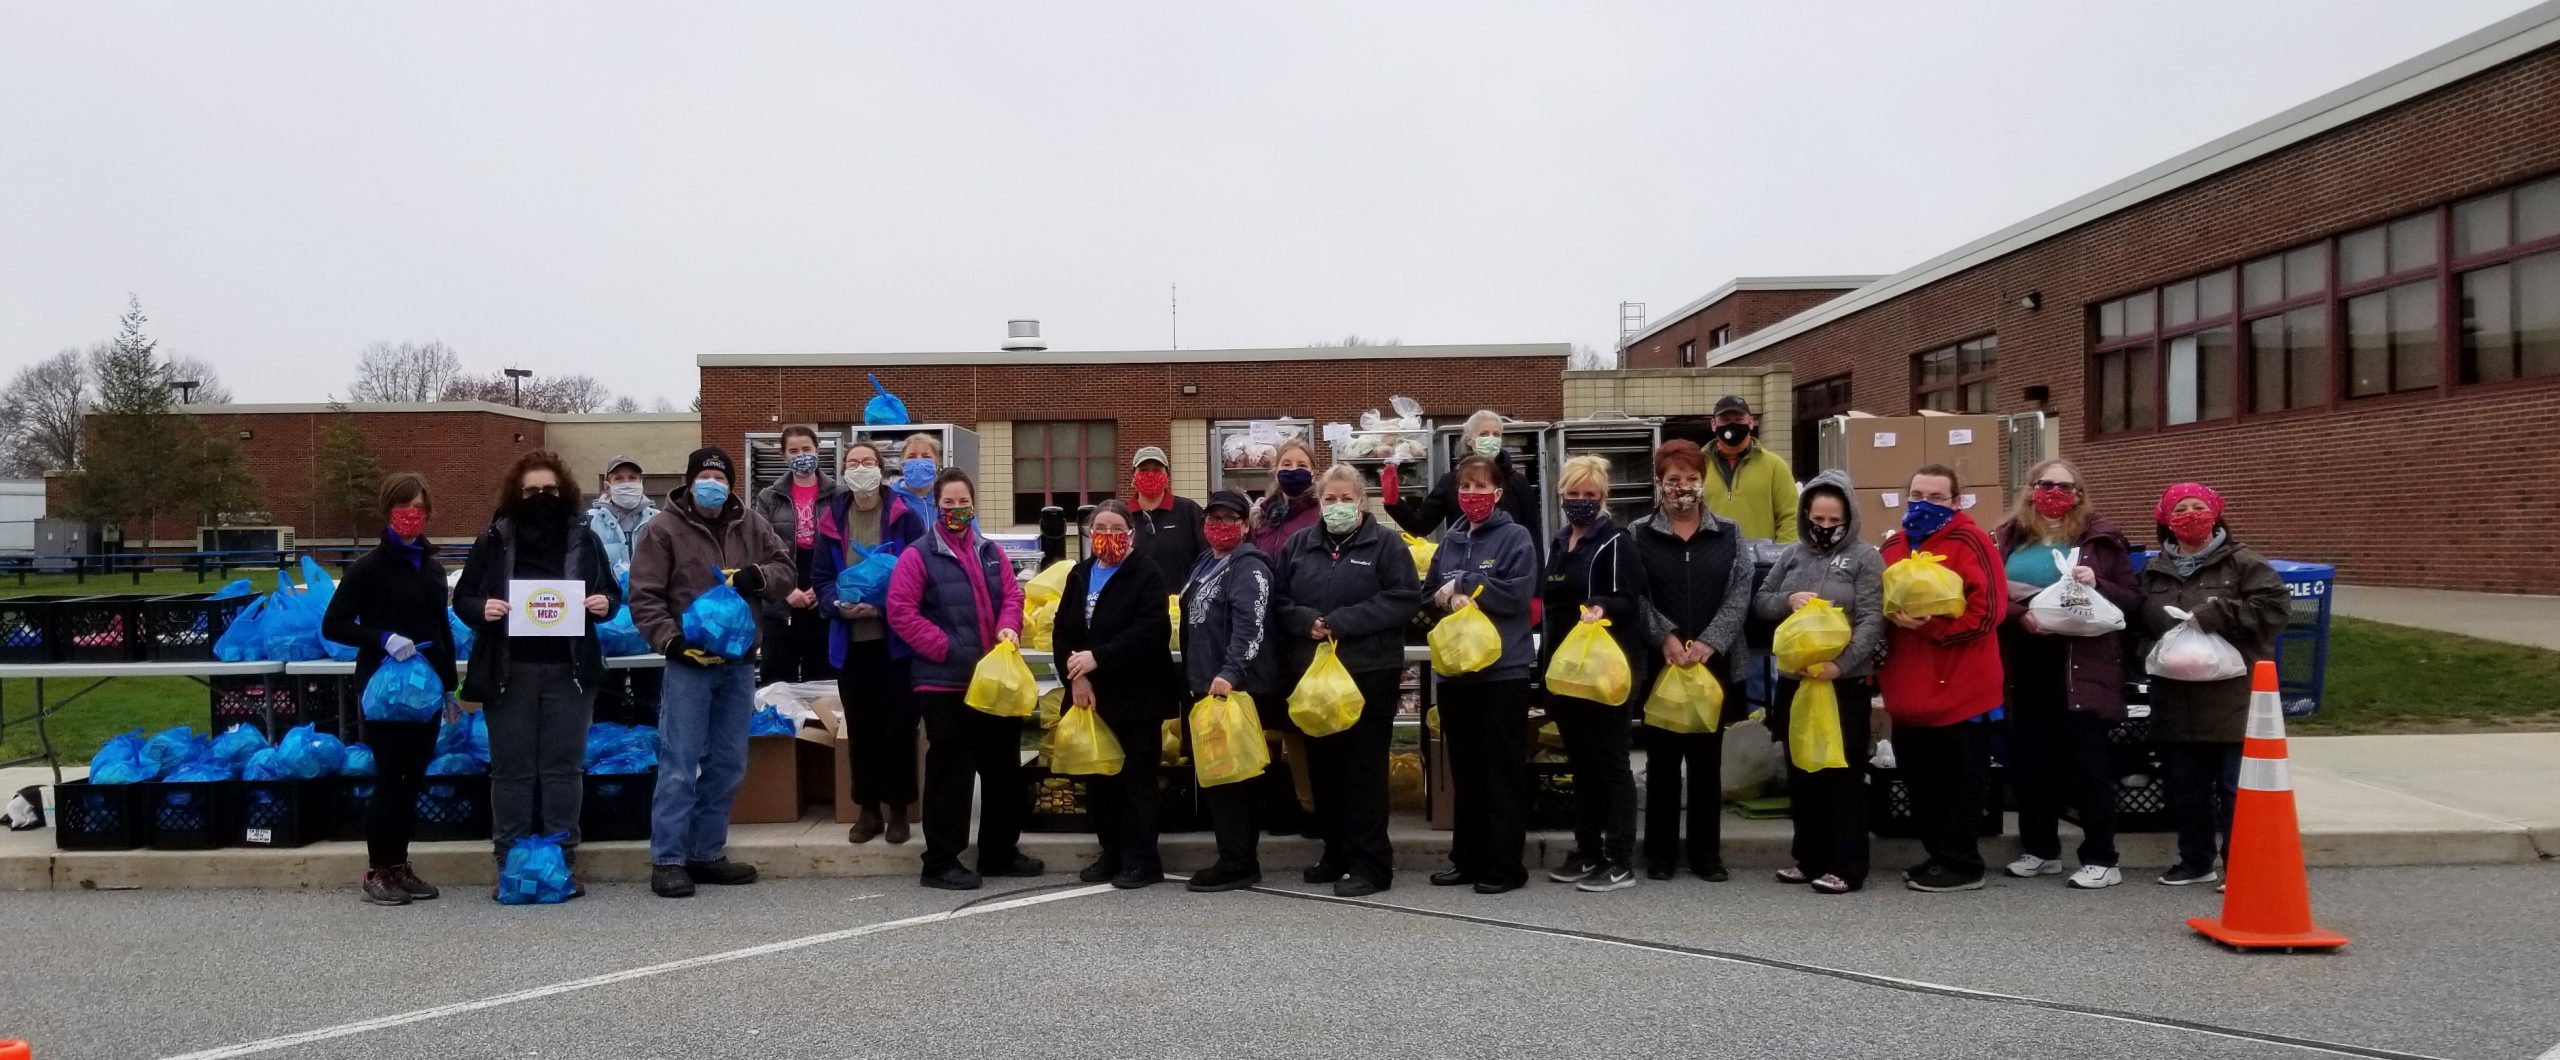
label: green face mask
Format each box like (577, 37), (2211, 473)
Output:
(1472, 435), (1503, 458)
(1321, 502), (1362, 534)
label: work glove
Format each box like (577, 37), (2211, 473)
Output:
(730, 564), (766, 596)
(382, 632), (418, 662)
(663, 637), (726, 669)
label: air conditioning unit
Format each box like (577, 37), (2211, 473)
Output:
(201, 525), (296, 556)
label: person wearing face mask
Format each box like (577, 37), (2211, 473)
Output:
(1126, 445), (1206, 593)
(1627, 440), (1757, 883)
(1272, 464), (1422, 897)
(1178, 490), (1282, 892)
(1386, 409), (1544, 545)
(1751, 469), (1885, 894)
(1423, 455), (1542, 894)
(886, 468), (1035, 891)
(1250, 439), (1325, 556)
(1877, 463), (2006, 894)
(1702, 396), (1798, 544)
(1054, 500), (1178, 890)
(626, 446), (796, 898)
(1536, 455), (1647, 893)
(321, 473), (462, 907)
(810, 440), (928, 845)
(2135, 483), (2288, 889)
(452, 451), (622, 896)
(752, 425), (846, 684)
(1246, 438), (1322, 834)
(893, 433), (945, 527)
(587, 455), (661, 579)
(1993, 459), (2140, 891)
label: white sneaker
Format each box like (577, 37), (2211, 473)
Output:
(2067, 865), (2123, 889)
(2005, 854), (2065, 878)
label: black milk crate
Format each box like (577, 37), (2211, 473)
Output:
(140, 593), (254, 662)
(414, 774), (492, 843)
(1868, 764), (2005, 839)
(581, 772), (657, 842)
(329, 776), (377, 842)
(0, 595), (72, 663)
(52, 596), (143, 663)
(210, 675), (347, 740)
(2067, 717), (2174, 833)
(142, 780), (228, 850)
(1024, 765), (1201, 833)
(53, 780), (148, 850)
(1527, 762), (1576, 831)
(226, 778), (331, 848)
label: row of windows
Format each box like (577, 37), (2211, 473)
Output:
(1011, 420), (1117, 525)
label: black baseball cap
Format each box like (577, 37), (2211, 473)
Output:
(1712, 395), (1753, 417)
(1205, 489), (1253, 516)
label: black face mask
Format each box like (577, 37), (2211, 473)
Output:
(1805, 522), (1847, 551)
(510, 493), (573, 526)
(1715, 423), (1753, 448)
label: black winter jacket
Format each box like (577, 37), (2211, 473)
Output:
(1179, 545), (1278, 700)
(1272, 514), (1423, 678)
(1539, 516), (1647, 704)
(452, 515), (622, 704)
(1130, 497), (1206, 592)
(1054, 555), (1179, 724)
(321, 534), (462, 699)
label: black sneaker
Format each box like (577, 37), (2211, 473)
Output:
(2157, 864), (2220, 887)
(651, 864), (695, 898)
(1428, 867), (1479, 887)
(1645, 861), (1676, 881)
(1472, 876), (1525, 895)
(1302, 860), (1347, 885)
(1693, 864), (1730, 883)
(1078, 859), (1121, 884)
(1547, 852), (1600, 884)
(921, 866), (983, 891)
(1334, 875), (1387, 898)
(361, 870), (411, 906)
(1905, 864), (1987, 893)
(980, 855), (1045, 878)
(1187, 864), (1261, 892)
(1111, 867), (1162, 890)
(385, 862), (440, 901)
(1577, 864), (1639, 892)
(684, 859), (758, 886)
(1901, 859), (1937, 882)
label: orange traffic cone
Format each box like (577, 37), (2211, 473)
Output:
(0, 1039), (29, 1059)
(2187, 661), (2349, 951)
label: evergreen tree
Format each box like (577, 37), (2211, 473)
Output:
(311, 400), (385, 540)
(64, 296), (199, 543)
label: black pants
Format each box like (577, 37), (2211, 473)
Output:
(1641, 725), (1724, 871)
(1550, 695), (1637, 868)
(363, 719), (436, 869)
(1441, 677), (1529, 885)
(486, 662), (595, 856)
(1896, 719), (1988, 879)
(1775, 677), (1872, 886)
(918, 690), (1027, 876)
(838, 640), (917, 810)
(2013, 703), (2119, 867)
(1186, 694), (1264, 873)
(1086, 710), (1165, 874)
(760, 606), (837, 684)
(2166, 741), (2241, 871)
(1304, 669), (1402, 885)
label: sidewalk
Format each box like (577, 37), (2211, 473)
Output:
(2332, 584), (2560, 650)
(7, 733), (2551, 891)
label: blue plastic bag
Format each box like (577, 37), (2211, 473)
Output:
(748, 705), (795, 736)
(862, 373), (910, 426)
(593, 724), (658, 773)
(142, 727), (208, 776)
(89, 728), (154, 784)
(363, 650), (447, 723)
(681, 566), (758, 659)
(836, 541), (898, 608)
(597, 606), (650, 657)
(210, 723), (270, 769)
(436, 711), (491, 765)
(448, 608), (475, 661)
(583, 722), (630, 769)
(340, 743), (376, 777)
(213, 596), (270, 662)
(426, 752), (486, 776)
(165, 755), (233, 782)
(498, 833), (575, 905)
(274, 723), (344, 779)
(208, 577), (257, 601)
(260, 582), (328, 663)
(242, 748), (287, 781)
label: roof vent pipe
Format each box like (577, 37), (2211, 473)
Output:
(1002, 319), (1047, 353)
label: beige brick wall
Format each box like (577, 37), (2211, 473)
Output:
(1170, 418), (1210, 499)
(978, 421), (1016, 530)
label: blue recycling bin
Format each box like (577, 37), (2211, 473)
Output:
(2131, 552), (2332, 717)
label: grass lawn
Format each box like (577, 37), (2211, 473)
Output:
(0, 676), (209, 764)
(2294, 616), (2560, 734)
(0, 568), (275, 599)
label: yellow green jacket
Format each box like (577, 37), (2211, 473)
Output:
(1706, 444), (1799, 543)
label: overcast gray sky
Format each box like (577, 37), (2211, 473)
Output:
(0, 0), (2541, 404)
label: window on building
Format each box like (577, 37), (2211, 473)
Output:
(1011, 420), (1117, 525)
(2248, 307), (2328, 413)
(1679, 340), (1696, 367)
(2096, 272), (2237, 431)
(1791, 375), (1852, 475)
(2452, 174), (2560, 384)
(1709, 325), (1732, 348)
(1913, 336), (1996, 412)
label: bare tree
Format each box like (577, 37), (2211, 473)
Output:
(1306, 335), (1402, 348)
(440, 370), (612, 414)
(648, 394), (684, 413)
(608, 394), (642, 413)
(545, 373), (611, 414)
(1568, 343), (1618, 371)
(0, 348), (90, 475)
(163, 354), (233, 404)
(350, 341), (463, 402)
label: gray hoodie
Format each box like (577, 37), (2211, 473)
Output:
(1751, 469), (1887, 679)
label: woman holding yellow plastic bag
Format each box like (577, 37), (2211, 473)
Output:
(1050, 501), (1178, 890)
(1274, 465), (1421, 897)
(1423, 454), (1542, 895)
(885, 468), (1037, 892)
(1176, 490), (1282, 892)
(1628, 440), (1757, 884)
(1752, 471), (1886, 894)
(1534, 455), (1647, 894)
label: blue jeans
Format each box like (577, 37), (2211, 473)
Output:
(651, 660), (756, 865)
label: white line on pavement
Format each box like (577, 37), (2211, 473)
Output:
(151, 884), (1112, 1060)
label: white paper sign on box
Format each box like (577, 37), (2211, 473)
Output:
(508, 579), (587, 637)
(1947, 428), (1974, 446)
(1873, 432), (1897, 448)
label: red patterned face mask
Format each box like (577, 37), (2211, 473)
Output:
(1092, 529), (1132, 566)
(2031, 486), (2078, 520)
(2167, 510), (2218, 545)
(388, 508), (427, 539)
(1204, 520), (1245, 553)
(1132, 469), (1168, 499)
(1457, 491), (1499, 524)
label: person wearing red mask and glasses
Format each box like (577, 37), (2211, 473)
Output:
(2135, 482), (2288, 890)
(1992, 459), (2139, 891)
(1125, 445), (1206, 614)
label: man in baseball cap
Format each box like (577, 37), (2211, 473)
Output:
(1126, 444), (1205, 584)
(590, 455), (659, 576)
(1704, 395), (1798, 543)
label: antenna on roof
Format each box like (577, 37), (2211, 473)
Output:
(1170, 283), (1179, 351)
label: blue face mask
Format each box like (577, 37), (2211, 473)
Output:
(901, 458), (937, 491)
(1901, 499), (1955, 540)
(692, 478), (730, 511)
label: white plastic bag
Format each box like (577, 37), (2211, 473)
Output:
(2145, 605), (2246, 682)
(2026, 548), (2126, 636)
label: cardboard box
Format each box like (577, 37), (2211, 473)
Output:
(730, 735), (802, 824)
(1958, 485), (2007, 526)
(1854, 488), (1905, 547)
(1918, 411), (2003, 491)
(1832, 413), (1923, 490)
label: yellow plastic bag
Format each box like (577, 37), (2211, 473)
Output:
(1190, 692), (1269, 787)
(1428, 591), (1501, 677)
(1772, 598), (1853, 676)
(1787, 679), (1849, 772)
(1168, 594), (1183, 652)
(1642, 662), (1724, 734)
(1025, 560), (1073, 606)
(1024, 597), (1058, 652)
(1288, 640), (1366, 737)
(1882, 551), (1967, 619)
(1051, 704), (1125, 776)
(1159, 719), (1188, 765)
(1034, 686), (1066, 731)
(1403, 533), (1438, 578)
(1544, 617), (1632, 705)
(964, 641), (1037, 718)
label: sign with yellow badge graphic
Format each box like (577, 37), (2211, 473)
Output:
(508, 579), (585, 637)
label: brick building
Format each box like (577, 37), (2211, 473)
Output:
(1695, 5), (2560, 594)
(695, 344), (1569, 531)
(1619, 277), (1878, 371)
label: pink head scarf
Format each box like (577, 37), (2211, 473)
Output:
(2152, 482), (2225, 525)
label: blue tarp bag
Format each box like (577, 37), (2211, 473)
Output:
(862, 373), (910, 426)
(436, 711), (491, 765)
(681, 565), (757, 659)
(836, 541), (898, 608)
(597, 606), (649, 657)
(340, 743), (377, 777)
(261, 579), (329, 663)
(449, 608), (475, 661)
(497, 833), (575, 905)
(592, 724), (658, 774)
(208, 578), (257, 601)
(142, 727), (208, 776)
(165, 755), (233, 782)
(274, 723), (344, 779)
(209, 723), (269, 769)
(362, 649), (446, 723)
(242, 748), (287, 781)
(426, 752), (486, 776)
(213, 596), (270, 662)
(299, 556), (361, 661)
(583, 722), (630, 769)
(748, 705), (794, 736)
(89, 728), (154, 784)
